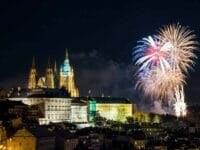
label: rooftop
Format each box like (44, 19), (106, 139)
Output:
(28, 126), (55, 138)
(53, 129), (77, 139)
(9, 88), (71, 98)
(0, 99), (27, 112)
(71, 98), (87, 105)
(89, 97), (132, 104)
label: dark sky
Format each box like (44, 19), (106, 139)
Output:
(0, 1), (200, 104)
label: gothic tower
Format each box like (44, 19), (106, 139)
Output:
(68, 68), (79, 97)
(28, 49), (79, 96)
(54, 61), (59, 88)
(28, 57), (37, 89)
(59, 49), (70, 89)
(45, 57), (55, 88)
(59, 49), (79, 97)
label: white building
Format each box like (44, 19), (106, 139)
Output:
(71, 98), (88, 123)
(9, 88), (72, 125)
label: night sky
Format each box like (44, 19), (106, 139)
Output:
(0, 1), (200, 104)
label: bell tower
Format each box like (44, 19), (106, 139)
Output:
(59, 49), (79, 97)
(28, 57), (37, 89)
(45, 57), (55, 88)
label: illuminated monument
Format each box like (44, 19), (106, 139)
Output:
(59, 50), (79, 97)
(10, 49), (134, 125)
(45, 57), (55, 88)
(28, 49), (79, 97)
(87, 97), (133, 122)
(28, 57), (37, 89)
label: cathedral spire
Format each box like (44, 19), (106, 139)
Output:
(47, 56), (51, 68)
(66, 48), (69, 60)
(54, 60), (58, 76)
(54, 60), (59, 88)
(60, 50), (79, 97)
(32, 56), (35, 68)
(54, 60), (57, 73)
(45, 57), (55, 88)
(28, 56), (37, 89)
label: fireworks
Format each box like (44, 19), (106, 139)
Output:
(137, 68), (185, 100)
(133, 24), (197, 117)
(134, 36), (172, 72)
(159, 24), (197, 72)
(174, 86), (187, 117)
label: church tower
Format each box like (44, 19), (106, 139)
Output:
(28, 49), (79, 96)
(59, 49), (79, 97)
(28, 57), (37, 89)
(59, 49), (71, 89)
(54, 61), (59, 88)
(68, 68), (79, 97)
(45, 57), (55, 88)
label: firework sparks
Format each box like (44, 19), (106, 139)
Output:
(133, 24), (197, 117)
(174, 86), (187, 117)
(136, 68), (185, 100)
(159, 24), (198, 73)
(134, 36), (172, 72)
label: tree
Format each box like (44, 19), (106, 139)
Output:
(93, 111), (104, 127)
(116, 108), (126, 122)
(153, 114), (161, 123)
(126, 117), (135, 124)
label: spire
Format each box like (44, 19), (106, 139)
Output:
(54, 60), (57, 75)
(47, 56), (51, 68)
(45, 56), (54, 88)
(32, 56), (35, 68)
(28, 56), (37, 89)
(66, 48), (69, 60)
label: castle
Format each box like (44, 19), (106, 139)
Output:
(8, 49), (133, 125)
(28, 49), (79, 97)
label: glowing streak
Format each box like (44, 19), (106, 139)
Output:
(174, 86), (187, 117)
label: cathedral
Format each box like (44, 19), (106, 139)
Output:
(28, 49), (79, 97)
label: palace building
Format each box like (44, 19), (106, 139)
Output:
(9, 88), (72, 125)
(28, 49), (79, 97)
(87, 97), (133, 122)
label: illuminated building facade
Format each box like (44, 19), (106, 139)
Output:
(9, 128), (36, 150)
(9, 88), (72, 125)
(9, 127), (55, 150)
(88, 97), (133, 122)
(133, 112), (161, 123)
(9, 89), (133, 124)
(71, 98), (88, 123)
(28, 49), (79, 97)
(89, 100), (96, 121)
(0, 124), (7, 150)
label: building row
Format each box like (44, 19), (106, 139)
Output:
(8, 88), (133, 125)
